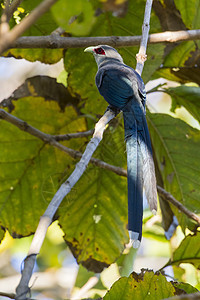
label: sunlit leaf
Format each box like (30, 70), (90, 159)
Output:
(163, 41), (197, 68)
(165, 85), (200, 123)
(51, 0), (95, 36)
(147, 113), (200, 231)
(0, 97), (86, 238)
(3, 48), (63, 64)
(169, 232), (200, 269)
(174, 0), (200, 29)
(173, 282), (199, 294)
(103, 270), (175, 300)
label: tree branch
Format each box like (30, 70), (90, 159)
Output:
(6, 29), (200, 50)
(157, 186), (200, 226)
(136, 0), (152, 74)
(0, 0), (58, 54)
(52, 129), (94, 141)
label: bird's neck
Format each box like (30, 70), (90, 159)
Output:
(97, 57), (124, 69)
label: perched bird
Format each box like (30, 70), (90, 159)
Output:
(84, 45), (157, 248)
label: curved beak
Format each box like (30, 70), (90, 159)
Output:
(84, 46), (94, 53)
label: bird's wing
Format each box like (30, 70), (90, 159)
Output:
(140, 113), (157, 212)
(96, 68), (136, 110)
(123, 65), (146, 109)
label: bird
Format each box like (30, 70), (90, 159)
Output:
(84, 45), (157, 248)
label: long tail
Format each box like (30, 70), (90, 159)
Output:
(140, 113), (157, 213)
(126, 127), (143, 248)
(123, 100), (157, 248)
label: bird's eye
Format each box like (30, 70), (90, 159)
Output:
(94, 47), (105, 55)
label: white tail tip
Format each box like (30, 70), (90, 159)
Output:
(128, 231), (141, 249)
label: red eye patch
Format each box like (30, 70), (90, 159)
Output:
(94, 47), (105, 55)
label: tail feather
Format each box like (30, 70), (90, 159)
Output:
(123, 98), (157, 247)
(124, 114), (143, 245)
(140, 115), (157, 212)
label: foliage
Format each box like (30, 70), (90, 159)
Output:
(0, 0), (200, 298)
(104, 270), (176, 300)
(168, 232), (200, 269)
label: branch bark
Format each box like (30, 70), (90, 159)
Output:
(0, 0), (58, 54)
(7, 0), (23, 21)
(157, 186), (200, 226)
(6, 29), (200, 49)
(52, 129), (94, 141)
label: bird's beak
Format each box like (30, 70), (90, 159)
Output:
(84, 46), (94, 53)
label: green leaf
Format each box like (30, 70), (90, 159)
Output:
(165, 85), (200, 123)
(57, 69), (68, 87)
(20, 0), (58, 36)
(153, 40), (200, 85)
(3, 48), (63, 64)
(174, 0), (200, 29)
(0, 97), (86, 238)
(1, 76), (79, 111)
(147, 113), (200, 231)
(59, 119), (129, 272)
(116, 247), (137, 277)
(169, 232), (200, 269)
(173, 282), (199, 294)
(103, 270), (175, 300)
(153, 66), (200, 86)
(74, 264), (105, 291)
(51, 0), (95, 36)
(163, 41), (197, 68)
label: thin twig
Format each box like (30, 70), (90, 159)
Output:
(0, 0), (58, 54)
(163, 292), (200, 300)
(136, 0), (153, 74)
(7, 29), (200, 49)
(52, 129), (94, 141)
(7, 0), (23, 21)
(157, 186), (200, 226)
(0, 291), (15, 299)
(15, 109), (115, 299)
(51, 26), (65, 36)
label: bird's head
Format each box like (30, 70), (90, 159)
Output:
(84, 45), (123, 67)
